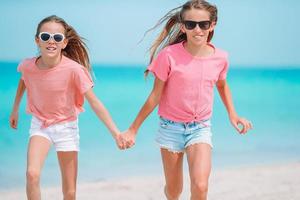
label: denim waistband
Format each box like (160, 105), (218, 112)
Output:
(159, 116), (210, 128)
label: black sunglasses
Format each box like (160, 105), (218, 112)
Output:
(183, 20), (211, 30)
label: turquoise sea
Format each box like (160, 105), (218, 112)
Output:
(0, 62), (300, 189)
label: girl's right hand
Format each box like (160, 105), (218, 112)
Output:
(9, 111), (19, 129)
(117, 129), (136, 150)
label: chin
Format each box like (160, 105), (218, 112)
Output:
(191, 40), (206, 46)
(41, 52), (61, 58)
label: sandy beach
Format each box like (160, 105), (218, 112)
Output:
(1, 161), (299, 200)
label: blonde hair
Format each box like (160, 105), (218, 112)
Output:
(35, 15), (91, 71)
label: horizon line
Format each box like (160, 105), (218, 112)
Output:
(0, 60), (299, 69)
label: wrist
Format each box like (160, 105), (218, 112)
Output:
(11, 109), (19, 114)
(129, 126), (138, 135)
(228, 111), (237, 118)
(111, 130), (120, 139)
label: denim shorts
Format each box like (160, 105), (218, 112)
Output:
(29, 116), (80, 152)
(156, 116), (213, 153)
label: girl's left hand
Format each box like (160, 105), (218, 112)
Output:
(114, 133), (127, 150)
(117, 129), (136, 150)
(230, 115), (253, 134)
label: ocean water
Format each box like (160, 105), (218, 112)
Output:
(0, 62), (300, 189)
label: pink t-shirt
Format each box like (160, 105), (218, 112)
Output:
(148, 42), (229, 123)
(17, 55), (93, 128)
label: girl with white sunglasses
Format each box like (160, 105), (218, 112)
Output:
(10, 15), (124, 200)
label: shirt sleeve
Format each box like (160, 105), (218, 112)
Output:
(17, 60), (26, 80)
(218, 55), (229, 80)
(74, 67), (94, 94)
(147, 49), (171, 82)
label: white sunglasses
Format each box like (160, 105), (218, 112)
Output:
(38, 32), (65, 43)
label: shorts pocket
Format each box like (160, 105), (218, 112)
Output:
(192, 120), (212, 133)
(159, 117), (171, 129)
(30, 117), (42, 129)
(67, 121), (78, 129)
(60, 120), (79, 133)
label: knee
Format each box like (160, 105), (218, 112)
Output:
(191, 181), (208, 194)
(165, 184), (182, 200)
(26, 169), (40, 185)
(63, 189), (76, 200)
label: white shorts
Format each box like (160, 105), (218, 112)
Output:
(29, 116), (80, 152)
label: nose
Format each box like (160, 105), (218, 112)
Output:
(194, 24), (202, 32)
(48, 36), (55, 44)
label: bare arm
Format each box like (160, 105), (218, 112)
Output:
(129, 77), (165, 134)
(10, 79), (26, 129)
(84, 88), (120, 138)
(216, 79), (252, 134)
(119, 78), (165, 149)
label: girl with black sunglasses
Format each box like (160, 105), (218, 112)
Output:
(9, 15), (124, 200)
(121, 0), (252, 199)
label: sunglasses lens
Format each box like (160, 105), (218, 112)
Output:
(184, 21), (211, 30)
(184, 21), (196, 30)
(40, 33), (50, 42)
(53, 34), (64, 42)
(199, 21), (211, 30)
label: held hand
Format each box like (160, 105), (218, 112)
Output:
(9, 111), (19, 129)
(230, 115), (253, 134)
(117, 129), (136, 150)
(115, 133), (126, 150)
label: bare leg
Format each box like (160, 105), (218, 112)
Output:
(26, 136), (51, 200)
(186, 143), (212, 200)
(57, 151), (78, 200)
(161, 148), (184, 200)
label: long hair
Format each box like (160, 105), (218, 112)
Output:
(35, 15), (91, 71)
(147, 0), (218, 65)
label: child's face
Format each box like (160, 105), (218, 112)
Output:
(181, 8), (215, 46)
(35, 22), (68, 59)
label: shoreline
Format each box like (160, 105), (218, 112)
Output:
(1, 161), (299, 200)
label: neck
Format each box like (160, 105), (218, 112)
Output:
(39, 54), (62, 69)
(184, 41), (213, 57)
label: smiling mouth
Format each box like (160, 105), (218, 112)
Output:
(46, 47), (57, 51)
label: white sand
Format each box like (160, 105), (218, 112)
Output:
(1, 162), (299, 200)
